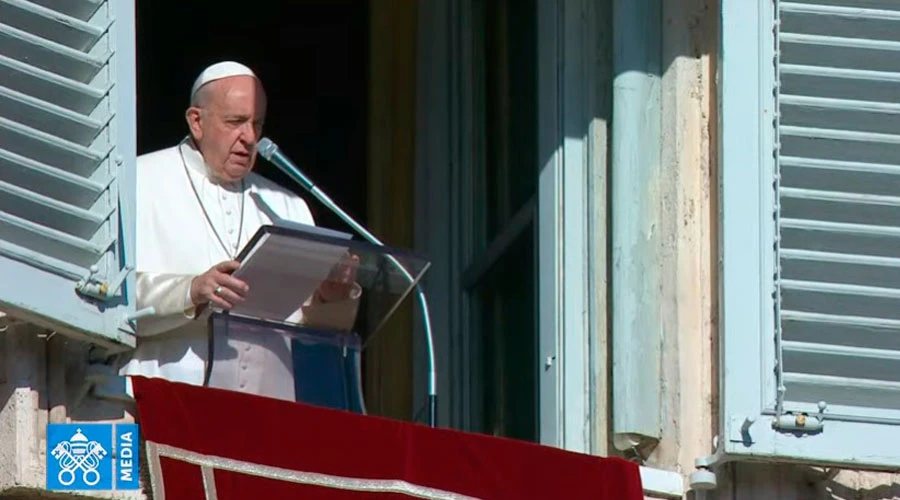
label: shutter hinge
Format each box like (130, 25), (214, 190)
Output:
(76, 265), (133, 301)
(772, 401), (828, 434)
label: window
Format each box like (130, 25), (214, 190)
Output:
(415, 0), (599, 452)
(0, 0), (137, 349)
(720, 0), (900, 468)
(467, 0), (539, 441)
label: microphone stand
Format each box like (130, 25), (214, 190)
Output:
(258, 138), (438, 428)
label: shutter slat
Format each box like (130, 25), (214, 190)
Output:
(0, 116), (106, 175)
(782, 135), (897, 166)
(784, 341), (900, 385)
(782, 3), (900, 20)
(782, 4), (900, 41)
(0, 180), (108, 236)
(782, 249), (900, 267)
(782, 311), (900, 355)
(0, 210), (109, 262)
(782, 125), (900, 144)
(782, 34), (900, 74)
(783, 33), (900, 50)
(782, 95), (900, 136)
(781, 64), (900, 103)
(781, 156), (900, 198)
(782, 155), (900, 174)
(782, 217), (900, 236)
(0, 148), (106, 207)
(782, 250), (900, 290)
(27, 0), (102, 22)
(781, 187), (900, 228)
(782, 186), (900, 206)
(777, 1), (900, 421)
(0, 54), (107, 114)
(0, 22), (107, 83)
(786, 0), (900, 10)
(783, 373), (900, 410)
(781, 94), (900, 114)
(782, 279), (900, 299)
(782, 63), (900, 82)
(782, 229), (898, 260)
(783, 309), (900, 330)
(0, 239), (85, 280)
(784, 341), (900, 364)
(0, 85), (106, 144)
(0, 0), (107, 51)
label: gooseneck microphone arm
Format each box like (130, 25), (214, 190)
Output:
(257, 137), (438, 428)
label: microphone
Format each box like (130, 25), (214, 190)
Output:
(257, 137), (438, 428)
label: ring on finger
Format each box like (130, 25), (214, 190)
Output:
(214, 285), (223, 296)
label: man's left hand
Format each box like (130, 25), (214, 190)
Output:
(316, 253), (360, 302)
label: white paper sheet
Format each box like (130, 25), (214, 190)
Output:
(230, 223), (353, 322)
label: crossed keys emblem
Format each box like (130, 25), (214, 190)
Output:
(50, 428), (108, 486)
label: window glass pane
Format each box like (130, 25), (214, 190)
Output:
(472, 221), (536, 441)
(480, 0), (537, 245)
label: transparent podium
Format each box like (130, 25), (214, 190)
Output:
(203, 223), (430, 414)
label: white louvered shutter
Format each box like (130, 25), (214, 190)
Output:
(0, 0), (137, 349)
(720, 0), (900, 469)
(776, 0), (900, 425)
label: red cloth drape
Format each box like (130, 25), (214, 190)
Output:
(132, 376), (643, 499)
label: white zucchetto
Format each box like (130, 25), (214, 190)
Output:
(190, 61), (258, 102)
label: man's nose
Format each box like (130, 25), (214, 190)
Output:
(240, 122), (258, 144)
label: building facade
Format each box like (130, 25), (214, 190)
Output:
(1, 0), (899, 498)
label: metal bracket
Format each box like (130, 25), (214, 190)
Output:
(76, 265), (133, 301)
(90, 372), (133, 404)
(691, 436), (729, 491)
(695, 437), (726, 470)
(772, 401), (827, 434)
(71, 363), (134, 413)
(119, 306), (156, 335)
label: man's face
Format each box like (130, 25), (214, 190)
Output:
(188, 76), (267, 183)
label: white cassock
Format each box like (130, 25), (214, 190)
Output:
(118, 137), (360, 401)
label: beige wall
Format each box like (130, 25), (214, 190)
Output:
(647, 0), (719, 478)
(0, 321), (47, 497)
(0, 321), (144, 499)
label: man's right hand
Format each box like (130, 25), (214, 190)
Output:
(190, 260), (249, 310)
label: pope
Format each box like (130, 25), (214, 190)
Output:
(118, 61), (361, 400)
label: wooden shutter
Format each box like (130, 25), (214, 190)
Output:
(0, 0), (137, 349)
(720, 0), (900, 470)
(777, 0), (900, 423)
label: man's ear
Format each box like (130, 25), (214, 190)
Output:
(185, 107), (203, 140)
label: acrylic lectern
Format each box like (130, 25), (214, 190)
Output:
(203, 223), (430, 413)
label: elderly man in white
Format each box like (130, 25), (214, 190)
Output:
(119, 61), (360, 401)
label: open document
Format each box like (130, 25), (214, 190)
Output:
(230, 223), (353, 323)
